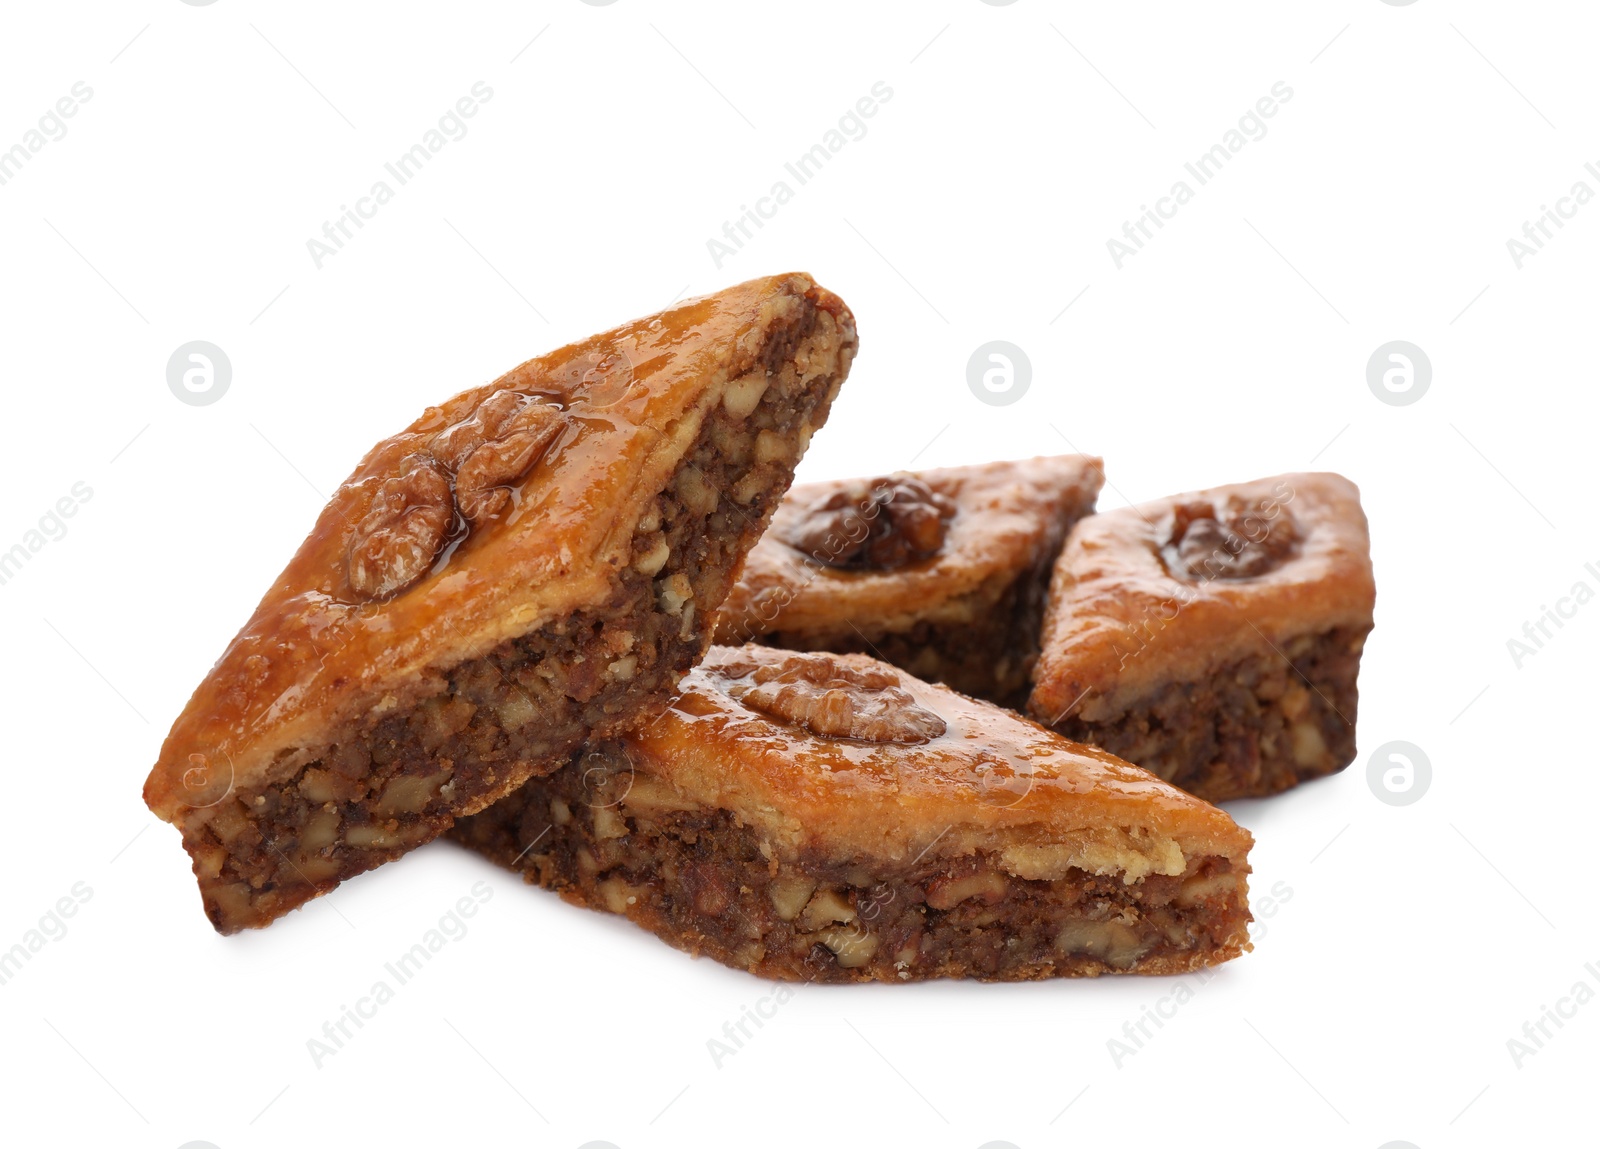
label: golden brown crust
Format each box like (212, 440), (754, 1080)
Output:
(1027, 472), (1375, 725)
(718, 456), (1103, 643)
(452, 644), (1253, 981)
(634, 645), (1252, 874)
(143, 274), (855, 825)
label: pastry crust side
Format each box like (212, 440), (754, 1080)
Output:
(1027, 472), (1375, 724)
(622, 645), (1253, 879)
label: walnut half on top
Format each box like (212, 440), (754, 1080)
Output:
(785, 474), (955, 570)
(1163, 494), (1299, 582)
(344, 390), (568, 601)
(712, 649), (947, 744)
(346, 454), (457, 600)
(715, 456), (1106, 708)
(1028, 472), (1375, 803)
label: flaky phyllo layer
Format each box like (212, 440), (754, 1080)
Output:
(144, 275), (857, 932)
(454, 645), (1255, 982)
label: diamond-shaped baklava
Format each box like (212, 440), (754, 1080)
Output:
(453, 645), (1254, 982)
(143, 274), (857, 932)
(1027, 472), (1375, 802)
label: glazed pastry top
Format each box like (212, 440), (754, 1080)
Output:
(717, 455), (1104, 642)
(1028, 472), (1375, 724)
(619, 645), (1253, 880)
(145, 274), (855, 821)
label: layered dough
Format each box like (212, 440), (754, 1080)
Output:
(1027, 472), (1375, 801)
(715, 456), (1104, 706)
(143, 274), (857, 932)
(453, 645), (1254, 982)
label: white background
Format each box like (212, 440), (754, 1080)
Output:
(0, 2), (1592, 1147)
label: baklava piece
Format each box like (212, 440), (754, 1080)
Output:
(143, 273), (857, 933)
(452, 645), (1253, 983)
(1027, 473), (1375, 802)
(714, 456), (1104, 707)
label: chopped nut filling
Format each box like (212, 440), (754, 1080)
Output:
(450, 749), (1252, 983)
(1051, 625), (1365, 801)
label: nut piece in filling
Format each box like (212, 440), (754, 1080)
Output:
(450, 645), (1254, 983)
(1027, 472), (1375, 803)
(714, 456), (1105, 707)
(142, 274), (858, 933)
